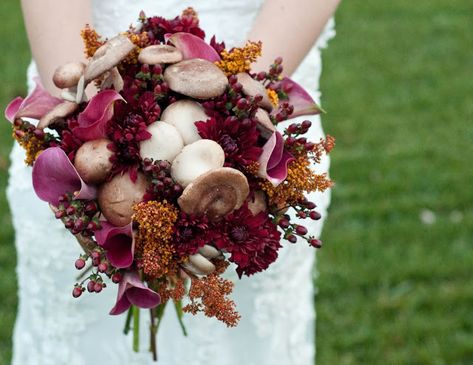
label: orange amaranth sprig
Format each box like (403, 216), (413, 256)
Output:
(12, 119), (55, 165)
(183, 259), (240, 327)
(266, 88), (279, 107)
(216, 41), (262, 76)
(260, 154), (333, 209)
(122, 31), (150, 65)
(81, 24), (104, 58)
(133, 200), (179, 278)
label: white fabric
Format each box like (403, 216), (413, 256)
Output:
(8, 1), (334, 364)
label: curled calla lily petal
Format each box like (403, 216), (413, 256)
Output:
(32, 147), (97, 206)
(258, 132), (295, 187)
(72, 89), (124, 141)
(168, 32), (221, 62)
(109, 271), (161, 315)
(4, 77), (62, 123)
(95, 222), (134, 269)
(276, 77), (322, 118)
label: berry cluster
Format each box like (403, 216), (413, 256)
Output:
(284, 120), (318, 154)
(142, 158), (183, 202)
(255, 57), (284, 85)
(55, 194), (102, 237)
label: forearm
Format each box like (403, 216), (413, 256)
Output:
(21, 0), (92, 95)
(248, 0), (340, 76)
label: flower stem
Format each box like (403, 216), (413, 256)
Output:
(174, 300), (188, 337)
(123, 306), (133, 334)
(133, 305), (140, 352)
(149, 308), (158, 361)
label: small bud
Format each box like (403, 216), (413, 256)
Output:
(309, 238), (322, 248)
(72, 286), (83, 298)
(295, 225), (308, 236)
(287, 234), (297, 243)
(75, 258), (86, 270)
(310, 211), (321, 220)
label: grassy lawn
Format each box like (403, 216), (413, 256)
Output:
(0, 1), (472, 364)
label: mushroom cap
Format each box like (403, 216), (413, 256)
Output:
(236, 72), (273, 111)
(161, 100), (207, 145)
(182, 253), (216, 275)
(84, 35), (136, 83)
(38, 101), (79, 129)
(198, 244), (221, 259)
(74, 139), (113, 184)
(139, 122), (184, 162)
(247, 190), (268, 215)
(53, 62), (86, 89)
(100, 67), (124, 92)
(171, 139), (225, 187)
(177, 167), (250, 221)
(98, 172), (148, 227)
(254, 108), (276, 139)
(163, 58), (228, 99)
(138, 45), (183, 64)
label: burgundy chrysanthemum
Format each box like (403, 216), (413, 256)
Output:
(141, 12), (205, 44)
(195, 116), (262, 169)
(212, 205), (282, 277)
(173, 213), (212, 257)
(107, 103), (152, 181)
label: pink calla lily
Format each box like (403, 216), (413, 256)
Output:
(32, 147), (97, 206)
(258, 132), (294, 187)
(95, 222), (134, 269)
(168, 32), (221, 62)
(4, 76), (62, 123)
(109, 271), (161, 315)
(72, 89), (124, 141)
(276, 77), (322, 118)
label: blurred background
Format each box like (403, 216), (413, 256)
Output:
(0, 0), (472, 364)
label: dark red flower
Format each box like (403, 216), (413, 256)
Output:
(141, 13), (205, 44)
(195, 116), (262, 169)
(173, 213), (212, 258)
(212, 205), (282, 277)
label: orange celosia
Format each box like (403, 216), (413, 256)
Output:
(216, 41), (262, 76)
(133, 200), (179, 278)
(81, 25), (104, 58)
(266, 88), (279, 107)
(260, 154), (334, 208)
(122, 31), (150, 65)
(12, 125), (47, 166)
(183, 260), (240, 327)
(156, 276), (186, 304)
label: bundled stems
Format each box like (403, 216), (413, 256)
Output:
(133, 305), (140, 352)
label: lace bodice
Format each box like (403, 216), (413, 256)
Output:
(8, 1), (334, 364)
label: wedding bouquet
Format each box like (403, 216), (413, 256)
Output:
(5, 8), (334, 360)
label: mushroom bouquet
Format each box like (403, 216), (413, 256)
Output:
(5, 8), (335, 360)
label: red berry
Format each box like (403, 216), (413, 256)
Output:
(287, 234), (297, 243)
(87, 280), (96, 293)
(72, 287), (83, 298)
(295, 225), (308, 236)
(278, 218), (290, 229)
(94, 282), (103, 293)
(310, 211), (321, 220)
(309, 238), (322, 248)
(91, 251), (101, 260)
(98, 262), (108, 273)
(75, 258), (86, 270)
(112, 272), (122, 283)
(301, 120), (312, 130)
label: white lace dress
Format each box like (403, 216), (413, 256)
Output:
(7, 1), (334, 364)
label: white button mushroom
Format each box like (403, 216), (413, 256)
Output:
(53, 62), (86, 89)
(171, 139), (225, 187)
(139, 122), (184, 162)
(138, 45), (183, 65)
(161, 100), (208, 145)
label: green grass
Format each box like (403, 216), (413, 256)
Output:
(0, 0), (29, 363)
(0, 0), (472, 364)
(317, 1), (473, 364)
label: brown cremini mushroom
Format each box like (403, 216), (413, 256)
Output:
(178, 167), (250, 221)
(38, 101), (79, 129)
(74, 139), (113, 184)
(236, 72), (273, 111)
(138, 45), (183, 64)
(84, 35), (136, 83)
(100, 67), (124, 92)
(53, 62), (86, 89)
(98, 172), (148, 227)
(163, 58), (228, 99)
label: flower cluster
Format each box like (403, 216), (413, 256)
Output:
(5, 8), (335, 360)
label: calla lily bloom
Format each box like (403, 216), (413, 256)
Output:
(72, 89), (124, 141)
(95, 222), (134, 269)
(258, 131), (294, 187)
(32, 147), (97, 206)
(168, 32), (221, 62)
(109, 271), (161, 315)
(4, 76), (62, 123)
(276, 77), (322, 118)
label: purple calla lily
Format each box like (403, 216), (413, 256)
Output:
(72, 89), (124, 141)
(276, 77), (322, 118)
(109, 271), (161, 315)
(168, 32), (221, 62)
(32, 147), (97, 206)
(4, 76), (62, 123)
(95, 222), (134, 269)
(258, 131), (294, 187)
